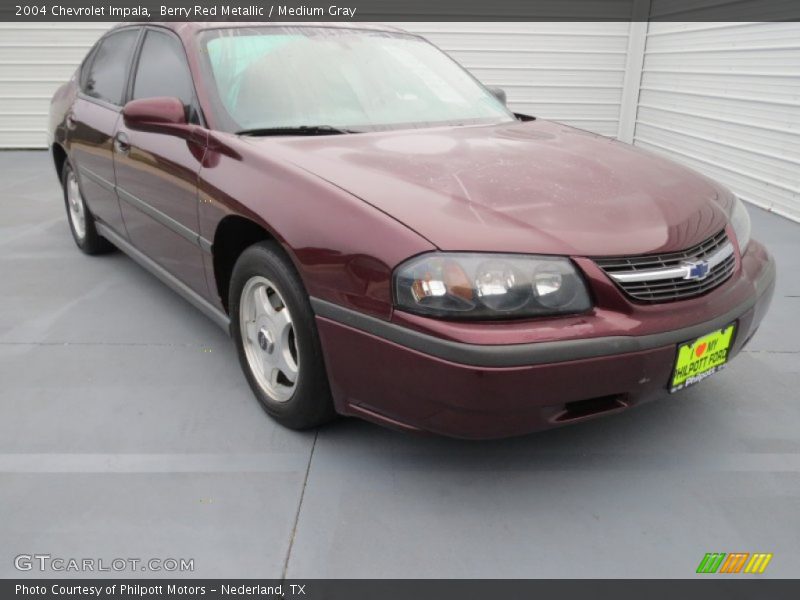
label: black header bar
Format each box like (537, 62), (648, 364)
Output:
(2, 0), (800, 22)
(5, 579), (800, 600)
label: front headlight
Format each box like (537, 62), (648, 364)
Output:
(730, 196), (751, 254)
(393, 253), (592, 319)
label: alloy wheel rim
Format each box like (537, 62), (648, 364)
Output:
(66, 171), (87, 240)
(239, 276), (299, 403)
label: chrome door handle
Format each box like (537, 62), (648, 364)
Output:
(113, 131), (130, 155)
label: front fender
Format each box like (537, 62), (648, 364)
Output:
(198, 134), (435, 319)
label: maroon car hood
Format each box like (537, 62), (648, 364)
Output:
(248, 120), (731, 256)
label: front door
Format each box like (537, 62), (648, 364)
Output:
(113, 27), (209, 298)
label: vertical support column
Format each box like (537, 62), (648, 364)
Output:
(617, 0), (650, 143)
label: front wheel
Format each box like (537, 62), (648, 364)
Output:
(230, 241), (335, 430)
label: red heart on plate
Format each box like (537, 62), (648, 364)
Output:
(695, 342), (707, 358)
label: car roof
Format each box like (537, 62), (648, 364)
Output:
(109, 21), (410, 37)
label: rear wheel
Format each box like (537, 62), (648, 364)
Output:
(62, 162), (113, 255)
(230, 241), (335, 429)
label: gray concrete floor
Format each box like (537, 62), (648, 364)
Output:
(1, 150), (798, 579)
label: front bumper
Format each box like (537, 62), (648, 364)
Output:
(314, 241), (776, 439)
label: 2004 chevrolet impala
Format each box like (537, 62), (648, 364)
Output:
(48, 23), (775, 438)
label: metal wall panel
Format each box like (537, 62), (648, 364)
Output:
(0, 23), (110, 148)
(633, 21), (800, 221)
(401, 22), (631, 136)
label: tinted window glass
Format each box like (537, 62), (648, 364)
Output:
(84, 29), (139, 105)
(133, 30), (194, 108)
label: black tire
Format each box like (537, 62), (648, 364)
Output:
(61, 161), (114, 255)
(230, 241), (335, 430)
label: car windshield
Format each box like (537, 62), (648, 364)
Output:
(199, 26), (515, 133)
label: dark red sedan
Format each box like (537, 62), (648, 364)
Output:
(48, 22), (775, 438)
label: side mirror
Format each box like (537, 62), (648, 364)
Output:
(487, 87), (507, 106)
(122, 96), (187, 134)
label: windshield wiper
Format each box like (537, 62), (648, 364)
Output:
(236, 125), (358, 136)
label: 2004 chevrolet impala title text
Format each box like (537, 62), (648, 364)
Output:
(48, 23), (775, 438)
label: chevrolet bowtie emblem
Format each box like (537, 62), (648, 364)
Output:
(683, 260), (711, 281)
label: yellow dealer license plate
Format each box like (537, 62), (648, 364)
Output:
(670, 324), (736, 393)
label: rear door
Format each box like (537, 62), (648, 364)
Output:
(69, 27), (140, 237)
(113, 27), (210, 297)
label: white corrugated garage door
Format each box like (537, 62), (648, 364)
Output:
(0, 21), (632, 146)
(633, 22), (800, 222)
(0, 23), (111, 148)
(400, 22), (632, 137)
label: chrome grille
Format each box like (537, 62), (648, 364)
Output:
(594, 229), (736, 303)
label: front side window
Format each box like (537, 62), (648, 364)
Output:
(199, 26), (514, 133)
(132, 30), (195, 110)
(83, 29), (139, 105)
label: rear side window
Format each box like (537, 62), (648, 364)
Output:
(132, 30), (195, 109)
(83, 29), (139, 105)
